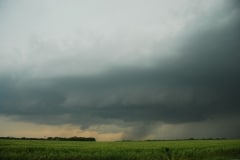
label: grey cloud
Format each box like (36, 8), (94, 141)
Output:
(0, 0), (240, 139)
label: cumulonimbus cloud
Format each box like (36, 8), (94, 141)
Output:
(0, 0), (239, 139)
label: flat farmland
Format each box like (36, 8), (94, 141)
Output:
(0, 139), (239, 160)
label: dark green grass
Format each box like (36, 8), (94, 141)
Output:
(0, 139), (239, 160)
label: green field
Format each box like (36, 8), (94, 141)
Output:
(0, 139), (239, 160)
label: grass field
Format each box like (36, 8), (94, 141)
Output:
(0, 139), (239, 160)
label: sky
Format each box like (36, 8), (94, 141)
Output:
(0, 0), (240, 141)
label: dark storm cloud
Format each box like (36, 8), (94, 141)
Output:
(0, 0), (240, 139)
(1, 5), (240, 123)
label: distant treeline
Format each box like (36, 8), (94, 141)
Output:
(118, 137), (228, 142)
(47, 137), (96, 141)
(144, 137), (227, 141)
(0, 136), (96, 141)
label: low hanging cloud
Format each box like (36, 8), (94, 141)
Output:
(0, 0), (240, 140)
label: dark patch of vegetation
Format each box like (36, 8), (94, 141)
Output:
(144, 137), (227, 141)
(0, 136), (96, 141)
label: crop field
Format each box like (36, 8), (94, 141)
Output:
(0, 139), (239, 160)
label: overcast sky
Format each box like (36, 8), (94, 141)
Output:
(0, 0), (240, 141)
